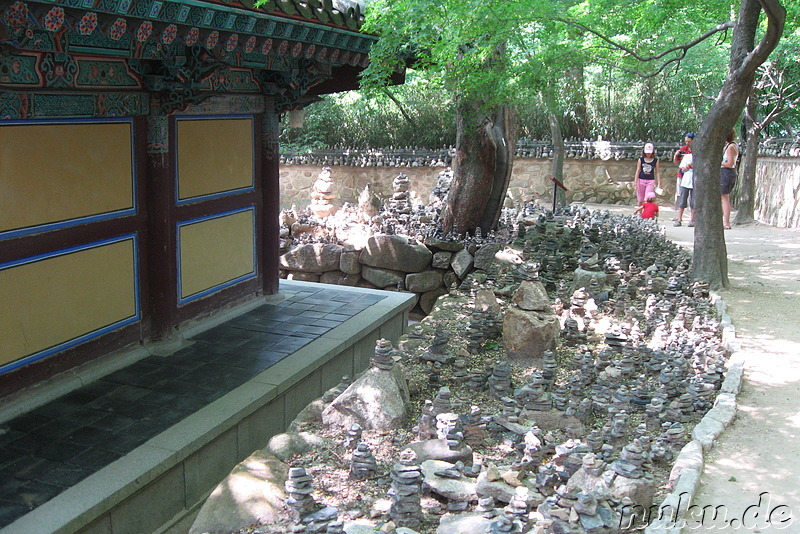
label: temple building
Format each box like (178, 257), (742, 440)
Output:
(0, 0), (401, 395)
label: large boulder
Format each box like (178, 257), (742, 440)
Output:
(406, 270), (444, 293)
(424, 236), (464, 252)
(359, 235), (433, 272)
(421, 460), (478, 503)
(512, 281), (551, 311)
(339, 249), (362, 275)
(407, 439), (474, 466)
(571, 268), (608, 295)
(436, 514), (493, 534)
(320, 271), (360, 286)
(322, 366), (410, 430)
(474, 288), (502, 313)
(266, 432), (331, 463)
(189, 450), (288, 534)
(503, 307), (560, 360)
(450, 249), (474, 279)
(361, 265), (405, 288)
(279, 243), (342, 272)
(472, 243), (503, 271)
(611, 475), (657, 511)
(431, 251), (453, 269)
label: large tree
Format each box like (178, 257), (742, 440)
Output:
(692, 0), (785, 288)
(362, 0), (583, 235)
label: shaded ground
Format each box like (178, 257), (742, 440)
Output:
(589, 202), (800, 531)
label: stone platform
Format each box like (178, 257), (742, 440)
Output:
(0, 281), (414, 534)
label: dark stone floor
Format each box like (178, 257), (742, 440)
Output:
(0, 285), (385, 528)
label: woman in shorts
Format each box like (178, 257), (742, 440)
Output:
(721, 129), (739, 229)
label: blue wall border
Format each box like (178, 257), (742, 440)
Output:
(176, 206), (258, 305)
(174, 115), (256, 205)
(0, 117), (138, 241)
(0, 233), (141, 376)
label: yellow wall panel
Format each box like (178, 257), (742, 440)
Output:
(177, 117), (254, 201)
(179, 209), (256, 300)
(0, 238), (138, 367)
(0, 121), (134, 234)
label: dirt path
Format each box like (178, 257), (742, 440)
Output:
(669, 215), (800, 532)
(589, 202), (800, 531)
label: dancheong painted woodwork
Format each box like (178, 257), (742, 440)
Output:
(0, 0), (376, 116)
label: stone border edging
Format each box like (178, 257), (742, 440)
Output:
(644, 293), (743, 534)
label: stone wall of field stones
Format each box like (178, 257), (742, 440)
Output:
(754, 157), (800, 228)
(280, 158), (682, 210)
(278, 235), (499, 315)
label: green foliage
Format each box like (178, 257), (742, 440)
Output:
(280, 72), (457, 150)
(279, 0), (800, 148)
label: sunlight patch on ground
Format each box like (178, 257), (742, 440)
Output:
(741, 349), (800, 387)
(787, 411), (800, 430)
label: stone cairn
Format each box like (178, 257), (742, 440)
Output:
(467, 306), (503, 354)
(488, 361), (513, 398)
(308, 166), (336, 218)
(516, 372), (553, 415)
(612, 438), (648, 479)
(350, 442), (378, 480)
(285, 467), (318, 520)
(371, 338), (394, 370)
(431, 386), (453, 416)
(477, 495), (497, 518)
(488, 510), (523, 533)
(452, 358), (469, 381)
(344, 423), (362, 450)
(415, 399), (437, 441)
(423, 326), (452, 364)
(504, 486), (530, 525)
(322, 375), (351, 403)
(384, 173), (412, 215)
(388, 448), (423, 530)
(436, 412), (460, 442)
(463, 405), (487, 446)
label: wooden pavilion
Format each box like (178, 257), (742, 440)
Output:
(0, 0), (401, 396)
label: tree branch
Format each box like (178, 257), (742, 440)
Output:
(734, 0), (786, 80)
(556, 18), (735, 71)
(381, 88), (419, 129)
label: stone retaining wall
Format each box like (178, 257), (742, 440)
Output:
(279, 235), (506, 315)
(280, 158), (682, 210)
(281, 154), (800, 229)
(754, 157), (800, 228)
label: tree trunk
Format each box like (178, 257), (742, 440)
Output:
(733, 88), (760, 225)
(441, 99), (516, 236)
(691, 0), (784, 289)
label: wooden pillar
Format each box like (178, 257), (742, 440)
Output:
(145, 106), (178, 340)
(259, 106), (281, 295)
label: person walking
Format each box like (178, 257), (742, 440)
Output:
(721, 129), (739, 229)
(674, 152), (694, 227)
(672, 133), (694, 215)
(634, 143), (662, 204)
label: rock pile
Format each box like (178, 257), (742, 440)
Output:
(199, 201), (735, 534)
